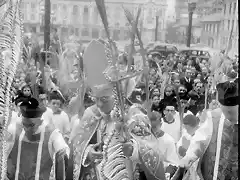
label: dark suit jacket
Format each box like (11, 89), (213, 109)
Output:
(180, 77), (193, 92)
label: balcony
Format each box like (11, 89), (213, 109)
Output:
(201, 13), (223, 22)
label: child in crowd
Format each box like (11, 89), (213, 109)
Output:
(48, 90), (70, 141)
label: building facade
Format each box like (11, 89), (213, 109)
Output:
(22, 0), (168, 43)
(171, 0), (201, 44)
(219, 0), (238, 55)
(198, 0), (223, 48)
(199, 0), (238, 53)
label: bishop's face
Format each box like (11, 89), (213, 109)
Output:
(95, 95), (115, 114)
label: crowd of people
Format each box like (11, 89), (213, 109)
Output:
(5, 37), (238, 180)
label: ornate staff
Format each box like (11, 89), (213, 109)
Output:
(95, 0), (127, 120)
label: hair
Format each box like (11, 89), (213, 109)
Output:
(150, 88), (160, 99)
(183, 114), (199, 128)
(21, 84), (33, 96)
(149, 111), (162, 123)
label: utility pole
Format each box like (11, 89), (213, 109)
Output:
(40, 0), (51, 91)
(44, 0), (51, 51)
(187, 2), (196, 47)
(155, 15), (159, 41)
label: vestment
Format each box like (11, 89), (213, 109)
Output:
(6, 121), (69, 180)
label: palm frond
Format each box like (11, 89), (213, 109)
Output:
(0, 0), (7, 8)
(0, 0), (22, 178)
(123, 7), (150, 114)
(94, 0), (110, 39)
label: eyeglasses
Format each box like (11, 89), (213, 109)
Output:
(179, 89), (186, 92)
(95, 96), (112, 103)
(165, 109), (175, 112)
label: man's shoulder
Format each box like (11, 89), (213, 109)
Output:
(162, 132), (175, 143)
(83, 105), (100, 117)
(211, 108), (222, 124)
(60, 110), (69, 118)
(45, 123), (57, 133)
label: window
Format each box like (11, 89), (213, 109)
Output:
(75, 28), (79, 36)
(31, 14), (35, 21)
(82, 28), (89, 36)
(147, 8), (153, 24)
(72, 5), (78, 15)
(233, 2), (236, 14)
(31, 27), (36, 33)
(112, 29), (120, 41)
(92, 28), (99, 39)
(223, 4), (226, 14)
(41, 15), (44, 24)
(63, 5), (67, 11)
(236, 20), (239, 32)
(20, 2), (24, 9)
(52, 4), (57, 11)
(93, 7), (99, 24)
(124, 29), (130, 40)
(52, 16), (56, 24)
(209, 24), (212, 32)
(159, 21), (162, 30)
(115, 22), (120, 28)
(31, 3), (36, 9)
(158, 10), (162, 17)
(114, 7), (121, 20)
(101, 29), (107, 39)
(83, 6), (89, 24)
(228, 20), (230, 30)
(229, 3), (232, 14)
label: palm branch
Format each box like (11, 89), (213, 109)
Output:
(0, 0), (7, 7)
(0, 0), (23, 178)
(123, 7), (150, 114)
(95, 0), (126, 120)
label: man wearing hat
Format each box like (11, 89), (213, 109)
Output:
(68, 39), (166, 180)
(6, 97), (69, 180)
(172, 79), (238, 179)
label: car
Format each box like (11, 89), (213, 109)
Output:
(178, 47), (211, 61)
(146, 42), (178, 57)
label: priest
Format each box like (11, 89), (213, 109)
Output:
(6, 97), (69, 180)
(171, 78), (238, 180)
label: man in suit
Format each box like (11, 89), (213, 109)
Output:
(180, 68), (194, 92)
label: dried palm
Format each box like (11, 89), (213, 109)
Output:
(0, 0), (23, 178)
(0, 0), (7, 7)
(123, 7), (150, 114)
